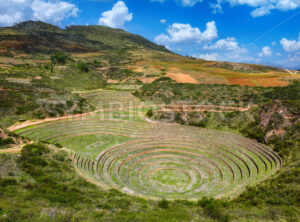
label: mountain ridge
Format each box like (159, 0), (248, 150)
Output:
(0, 21), (299, 87)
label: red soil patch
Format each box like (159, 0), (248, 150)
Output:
(254, 77), (289, 87)
(138, 77), (159, 83)
(152, 65), (162, 69)
(107, 79), (121, 84)
(227, 78), (256, 86)
(167, 72), (199, 84)
(227, 77), (289, 87)
(0, 40), (28, 48)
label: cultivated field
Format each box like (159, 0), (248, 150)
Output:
(127, 50), (299, 87)
(14, 90), (281, 200)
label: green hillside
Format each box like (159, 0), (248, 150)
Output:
(0, 21), (170, 55)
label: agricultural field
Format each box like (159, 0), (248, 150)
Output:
(13, 90), (281, 200)
(126, 50), (300, 87)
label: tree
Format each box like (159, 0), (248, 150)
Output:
(51, 51), (69, 65)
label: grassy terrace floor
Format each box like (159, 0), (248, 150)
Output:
(13, 90), (281, 200)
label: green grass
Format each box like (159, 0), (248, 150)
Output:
(60, 134), (138, 159)
(0, 143), (298, 221)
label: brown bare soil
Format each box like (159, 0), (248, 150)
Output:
(166, 72), (199, 84)
(0, 147), (22, 154)
(227, 78), (257, 86)
(8, 112), (95, 131)
(254, 77), (289, 87)
(138, 77), (159, 83)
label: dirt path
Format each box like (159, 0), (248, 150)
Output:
(161, 104), (256, 112)
(0, 146), (22, 154)
(284, 69), (298, 76)
(8, 112), (96, 132)
(144, 117), (160, 123)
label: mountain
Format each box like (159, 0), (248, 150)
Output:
(0, 21), (170, 54)
(0, 21), (297, 87)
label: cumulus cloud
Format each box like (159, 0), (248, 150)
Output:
(259, 46), (272, 57)
(160, 19), (167, 24)
(198, 53), (218, 60)
(155, 21), (218, 45)
(98, 1), (132, 28)
(0, 0), (79, 27)
(203, 37), (240, 51)
(153, 0), (300, 16)
(280, 33), (300, 52)
(208, 0), (300, 17)
(31, 0), (79, 23)
(202, 37), (248, 61)
(152, 0), (300, 16)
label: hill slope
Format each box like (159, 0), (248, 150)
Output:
(0, 21), (170, 55)
(0, 21), (299, 87)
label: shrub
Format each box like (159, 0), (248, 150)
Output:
(158, 199), (169, 209)
(0, 178), (17, 187)
(55, 143), (63, 148)
(0, 137), (14, 147)
(21, 144), (50, 157)
(51, 51), (69, 65)
(146, 109), (153, 117)
(76, 62), (89, 73)
(198, 197), (230, 222)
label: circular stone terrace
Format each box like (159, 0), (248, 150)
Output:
(15, 116), (281, 200)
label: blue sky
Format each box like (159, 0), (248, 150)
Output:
(1, 0), (300, 69)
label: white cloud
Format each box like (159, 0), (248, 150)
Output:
(203, 37), (240, 51)
(210, 0), (300, 17)
(155, 21), (218, 45)
(198, 53), (218, 60)
(152, 0), (203, 6)
(276, 52), (282, 56)
(210, 2), (223, 14)
(273, 52), (300, 69)
(202, 37), (248, 62)
(153, 0), (300, 16)
(0, 0), (79, 27)
(179, 0), (203, 6)
(280, 33), (300, 52)
(160, 19), (167, 24)
(98, 1), (133, 28)
(0, 12), (24, 27)
(31, 0), (79, 23)
(259, 46), (272, 57)
(251, 6), (272, 17)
